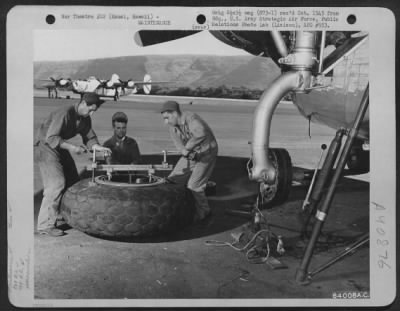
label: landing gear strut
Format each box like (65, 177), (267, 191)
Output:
(295, 84), (369, 284)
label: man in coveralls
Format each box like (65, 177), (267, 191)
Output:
(103, 111), (141, 164)
(160, 101), (218, 222)
(35, 93), (112, 236)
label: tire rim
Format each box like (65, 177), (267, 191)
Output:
(95, 174), (165, 187)
(259, 151), (279, 203)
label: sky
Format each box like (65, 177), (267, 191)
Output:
(34, 30), (248, 61)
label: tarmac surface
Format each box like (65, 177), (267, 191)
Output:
(33, 95), (370, 305)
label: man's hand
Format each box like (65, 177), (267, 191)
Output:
(181, 148), (190, 157)
(182, 148), (197, 161)
(92, 144), (112, 156)
(187, 151), (197, 161)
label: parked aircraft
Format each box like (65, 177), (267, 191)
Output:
(40, 77), (73, 98)
(40, 73), (167, 101)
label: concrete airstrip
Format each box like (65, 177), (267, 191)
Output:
(33, 94), (369, 303)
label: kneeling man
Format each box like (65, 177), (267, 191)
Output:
(160, 101), (218, 222)
(103, 111), (141, 164)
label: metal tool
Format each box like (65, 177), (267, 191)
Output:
(88, 150), (175, 185)
(307, 233), (369, 280)
(161, 150), (181, 165)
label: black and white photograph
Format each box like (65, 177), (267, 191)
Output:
(6, 6), (396, 308)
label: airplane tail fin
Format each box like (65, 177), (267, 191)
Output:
(110, 73), (120, 83)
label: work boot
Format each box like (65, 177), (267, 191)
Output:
(191, 190), (211, 222)
(55, 217), (70, 230)
(37, 227), (65, 237)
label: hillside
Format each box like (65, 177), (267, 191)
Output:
(34, 55), (279, 92)
(212, 57), (280, 89)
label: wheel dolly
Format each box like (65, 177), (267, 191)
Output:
(85, 150), (179, 186)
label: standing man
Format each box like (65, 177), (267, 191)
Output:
(160, 101), (218, 222)
(35, 93), (112, 236)
(103, 111), (141, 164)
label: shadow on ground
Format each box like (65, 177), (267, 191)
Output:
(34, 154), (369, 245)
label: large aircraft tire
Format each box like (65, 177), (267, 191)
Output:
(259, 148), (293, 208)
(60, 178), (194, 239)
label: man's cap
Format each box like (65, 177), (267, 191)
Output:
(112, 111), (128, 123)
(82, 93), (105, 107)
(160, 101), (180, 113)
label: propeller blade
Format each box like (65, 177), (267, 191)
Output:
(134, 30), (200, 47)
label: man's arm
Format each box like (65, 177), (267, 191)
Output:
(184, 118), (207, 152)
(45, 110), (68, 149)
(79, 118), (100, 149)
(169, 127), (186, 152)
(45, 111), (86, 154)
(80, 118), (111, 154)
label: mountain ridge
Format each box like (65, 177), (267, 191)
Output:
(34, 54), (280, 91)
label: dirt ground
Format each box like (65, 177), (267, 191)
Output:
(32, 96), (370, 305)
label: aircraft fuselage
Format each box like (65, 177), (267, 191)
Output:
(294, 36), (369, 140)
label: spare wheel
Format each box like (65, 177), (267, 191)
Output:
(60, 175), (194, 239)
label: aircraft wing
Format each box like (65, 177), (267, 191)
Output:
(73, 79), (101, 93)
(121, 73), (173, 90)
(126, 81), (170, 85)
(39, 83), (56, 89)
(134, 30), (200, 47)
(135, 30), (365, 68)
(135, 30), (289, 64)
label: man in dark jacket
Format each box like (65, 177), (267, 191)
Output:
(160, 101), (218, 222)
(103, 112), (141, 164)
(35, 93), (112, 236)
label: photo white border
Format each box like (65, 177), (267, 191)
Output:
(6, 6), (396, 307)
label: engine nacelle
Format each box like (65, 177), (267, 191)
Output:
(59, 79), (69, 86)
